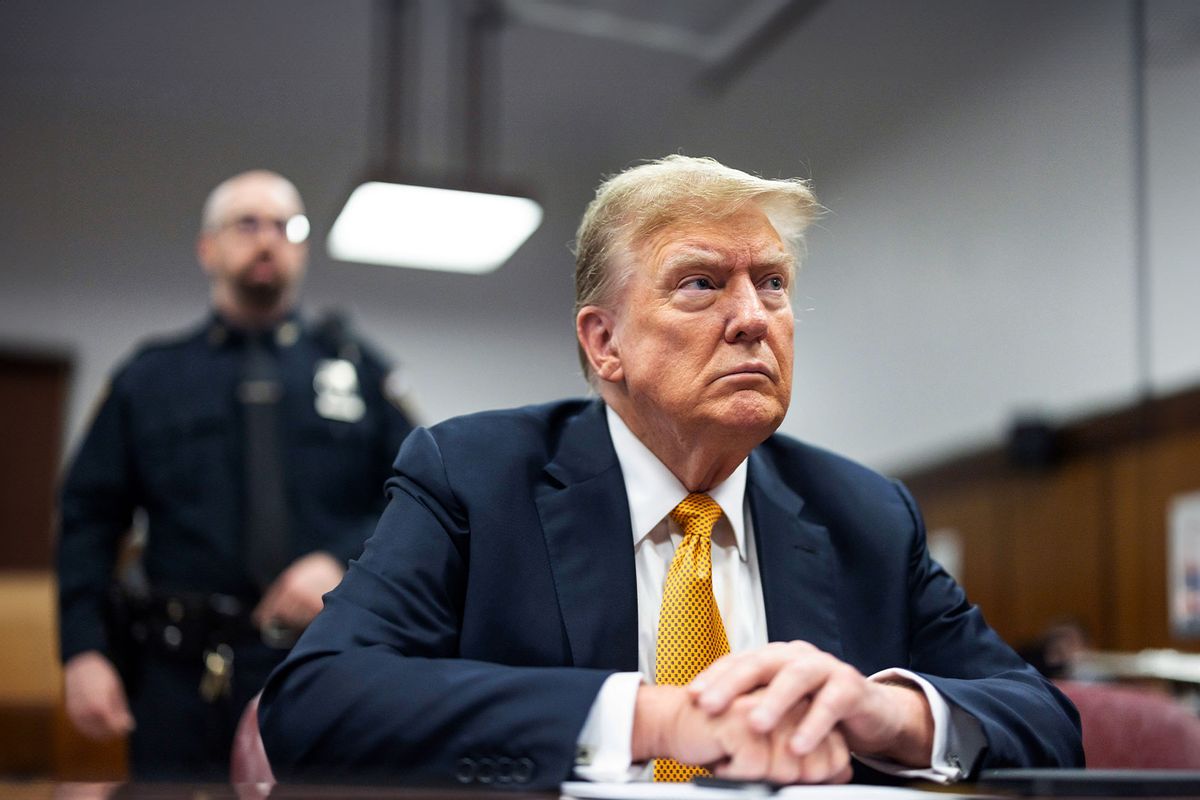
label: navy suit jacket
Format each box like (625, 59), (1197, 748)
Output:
(260, 399), (1082, 788)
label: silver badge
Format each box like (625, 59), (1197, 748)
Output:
(313, 358), (366, 422)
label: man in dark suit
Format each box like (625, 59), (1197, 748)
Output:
(260, 155), (1082, 788)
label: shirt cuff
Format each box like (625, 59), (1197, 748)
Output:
(574, 672), (644, 782)
(855, 668), (985, 784)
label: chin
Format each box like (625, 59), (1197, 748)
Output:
(237, 283), (285, 310)
(708, 393), (787, 438)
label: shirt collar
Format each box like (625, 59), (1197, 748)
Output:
(206, 309), (302, 349)
(605, 404), (749, 560)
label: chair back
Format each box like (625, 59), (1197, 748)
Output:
(1056, 679), (1200, 768)
(231, 691), (276, 789)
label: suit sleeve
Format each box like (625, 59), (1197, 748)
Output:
(893, 481), (1084, 773)
(57, 379), (137, 662)
(259, 427), (613, 789)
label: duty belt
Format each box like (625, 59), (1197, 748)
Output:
(123, 589), (299, 657)
(119, 589), (300, 703)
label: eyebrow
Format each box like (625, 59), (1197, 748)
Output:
(659, 245), (795, 275)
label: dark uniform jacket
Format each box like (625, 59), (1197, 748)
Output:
(58, 312), (414, 663)
(259, 399), (1082, 789)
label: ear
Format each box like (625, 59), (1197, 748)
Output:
(196, 233), (216, 277)
(576, 305), (623, 384)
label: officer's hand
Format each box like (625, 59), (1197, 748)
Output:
(51, 782), (120, 800)
(687, 641), (934, 768)
(252, 551), (345, 631)
(632, 683), (853, 784)
(63, 651), (135, 740)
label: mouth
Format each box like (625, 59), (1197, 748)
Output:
(246, 259), (278, 282)
(715, 363), (775, 383)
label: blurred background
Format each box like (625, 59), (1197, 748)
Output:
(3, 0), (1200, 782)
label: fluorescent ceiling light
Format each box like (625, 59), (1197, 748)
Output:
(327, 181), (543, 274)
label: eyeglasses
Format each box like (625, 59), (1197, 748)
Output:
(215, 214), (310, 244)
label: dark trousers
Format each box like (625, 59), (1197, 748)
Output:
(126, 641), (287, 780)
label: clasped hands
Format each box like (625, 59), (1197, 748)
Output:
(631, 641), (935, 785)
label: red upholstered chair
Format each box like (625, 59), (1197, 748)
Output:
(1055, 680), (1200, 768)
(231, 692), (276, 792)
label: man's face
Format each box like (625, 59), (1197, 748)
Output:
(198, 176), (308, 318)
(598, 206), (795, 443)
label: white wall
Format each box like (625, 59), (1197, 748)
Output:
(2, 0), (1198, 474)
(1147, 0), (1200, 394)
(761, 0), (1142, 468)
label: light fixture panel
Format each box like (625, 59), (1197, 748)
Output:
(328, 181), (543, 274)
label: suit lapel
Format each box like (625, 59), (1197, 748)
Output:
(535, 401), (639, 671)
(749, 449), (844, 660)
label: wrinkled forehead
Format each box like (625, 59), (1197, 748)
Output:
(631, 205), (794, 274)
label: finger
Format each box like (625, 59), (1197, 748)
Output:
(695, 643), (819, 714)
(253, 579), (288, 625)
(72, 709), (104, 740)
(275, 597), (306, 628)
(797, 731), (850, 784)
(688, 651), (740, 696)
(694, 649), (791, 714)
(77, 706), (120, 740)
(789, 676), (860, 755)
(114, 707), (136, 734)
(715, 732), (771, 781)
(764, 713), (803, 785)
(829, 763), (854, 784)
(291, 594), (323, 626)
(106, 682), (135, 733)
(746, 656), (829, 732)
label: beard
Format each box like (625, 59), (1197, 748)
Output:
(233, 256), (287, 311)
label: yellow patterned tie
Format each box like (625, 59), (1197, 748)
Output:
(653, 492), (730, 782)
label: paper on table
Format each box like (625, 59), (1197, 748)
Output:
(561, 781), (990, 800)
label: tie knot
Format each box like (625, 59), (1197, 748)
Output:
(669, 493), (722, 539)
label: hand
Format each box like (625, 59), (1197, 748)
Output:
(52, 783), (120, 800)
(52, 782), (120, 800)
(633, 684), (854, 785)
(688, 641), (934, 767)
(251, 551), (345, 631)
(63, 651), (135, 740)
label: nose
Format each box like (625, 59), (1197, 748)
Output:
(256, 223), (286, 245)
(724, 276), (769, 343)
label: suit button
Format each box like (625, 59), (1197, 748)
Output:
(476, 757), (497, 784)
(513, 757), (535, 784)
(496, 756), (514, 783)
(455, 757), (476, 784)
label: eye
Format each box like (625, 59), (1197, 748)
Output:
(682, 277), (716, 290)
(233, 215), (260, 235)
(761, 275), (786, 291)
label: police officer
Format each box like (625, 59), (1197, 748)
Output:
(57, 170), (414, 779)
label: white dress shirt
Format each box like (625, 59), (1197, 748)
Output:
(573, 406), (983, 783)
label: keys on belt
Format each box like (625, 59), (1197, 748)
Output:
(199, 643), (235, 703)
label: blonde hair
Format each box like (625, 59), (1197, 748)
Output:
(573, 154), (819, 380)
